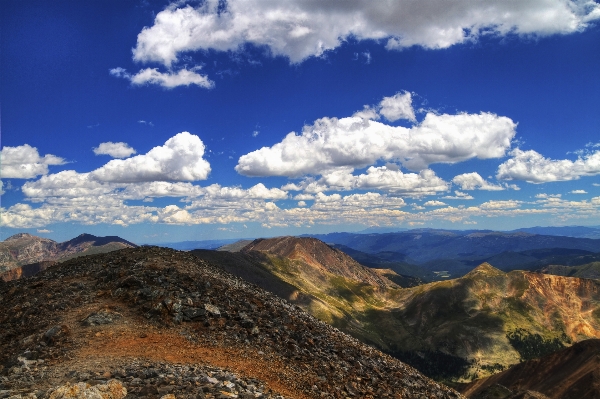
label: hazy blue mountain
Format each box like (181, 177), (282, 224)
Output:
(307, 230), (600, 263)
(509, 226), (600, 239)
(151, 239), (242, 251)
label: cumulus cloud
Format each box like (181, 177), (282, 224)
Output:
(571, 189), (588, 194)
(91, 132), (211, 182)
(378, 91), (416, 122)
(93, 142), (137, 158)
(443, 190), (474, 200)
(110, 67), (214, 89)
(309, 166), (450, 196)
(479, 200), (522, 209)
(535, 193), (561, 199)
(452, 172), (505, 191)
(497, 148), (600, 183)
(132, 0), (600, 66)
(423, 200), (447, 206)
(236, 102), (516, 177)
(0, 144), (66, 179)
(201, 183), (288, 200)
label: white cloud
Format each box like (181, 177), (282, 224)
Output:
(316, 166), (450, 196)
(298, 201), (307, 207)
(571, 189), (588, 194)
(423, 200), (447, 206)
(443, 190), (474, 200)
(131, 0), (600, 66)
(0, 181), (4, 196)
(202, 183), (288, 200)
(91, 132), (211, 183)
(378, 91), (416, 122)
(452, 172), (505, 191)
(535, 193), (561, 199)
(37, 229), (52, 233)
(236, 102), (516, 177)
(497, 148), (600, 183)
(293, 193), (315, 200)
(93, 142), (137, 158)
(110, 67), (214, 89)
(0, 144), (66, 179)
(479, 200), (522, 209)
(22, 171), (112, 199)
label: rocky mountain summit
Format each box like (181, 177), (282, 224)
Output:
(0, 233), (137, 281)
(0, 246), (463, 399)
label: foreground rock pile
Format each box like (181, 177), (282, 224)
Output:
(1, 360), (284, 399)
(0, 247), (463, 399)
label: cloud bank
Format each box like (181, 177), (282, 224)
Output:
(236, 94), (516, 177)
(133, 0), (600, 66)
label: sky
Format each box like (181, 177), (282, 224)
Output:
(1, 0), (600, 244)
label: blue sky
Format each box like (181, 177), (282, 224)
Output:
(2, 0), (600, 243)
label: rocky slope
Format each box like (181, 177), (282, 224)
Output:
(460, 339), (600, 399)
(0, 246), (463, 399)
(0, 233), (137, 280)
(539, 262), (600, 280)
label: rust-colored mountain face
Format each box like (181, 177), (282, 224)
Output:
(0, 233), (58, 270)
(379, 263), (600, 381)
(461, 339), (600, 399)
(0, 247), (463, 399)
(0, 233), (137, 280)
(242, 236), (397, 289)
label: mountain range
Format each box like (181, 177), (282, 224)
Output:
(191, 237), (600, 384)
(0, 233), (137, 281)
(304, 229), (600, 280)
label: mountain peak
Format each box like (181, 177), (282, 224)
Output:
(464, 262), (505, 278)
(5, 233), (39, 241)
(243, 236), (398, 288)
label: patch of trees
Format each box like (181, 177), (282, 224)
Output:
(506, 328), (569, 361)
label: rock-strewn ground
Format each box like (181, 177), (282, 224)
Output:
(0, 247), (463, 399)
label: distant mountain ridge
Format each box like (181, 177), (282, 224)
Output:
(307, 230), (600, 263)
(510, 225), (600, 239)
(0, 233), (137, 280)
